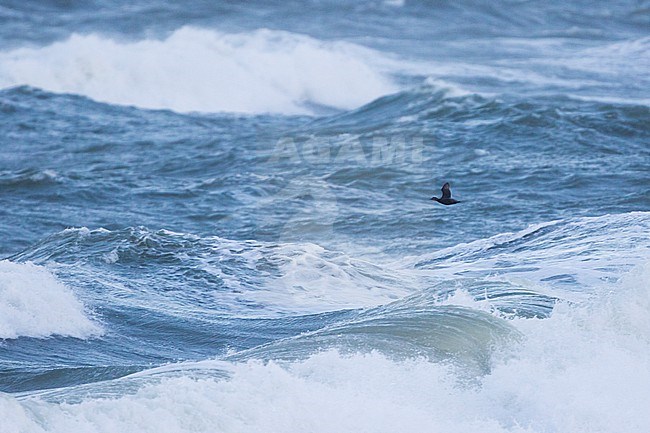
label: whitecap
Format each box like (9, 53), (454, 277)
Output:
(0, 27), (398, 115)
(0, 260), (101, 339)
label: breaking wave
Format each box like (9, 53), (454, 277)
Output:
(0, 27), (397, 115)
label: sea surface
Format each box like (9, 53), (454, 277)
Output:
(1, 1), (649, 432)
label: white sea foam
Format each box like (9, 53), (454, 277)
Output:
(4, 264), (650, 432)
(560, 36), (650, 76)
(0, 261), (101, 339)
(257, 243), (414, 312)
(402, 37), (650, 105)
(197, 240), (415, 316)
(400, 212), (650, 298)
(0, 27), (398, 115)
(383, 0), (406, 7)
(81, 213), (648, 319)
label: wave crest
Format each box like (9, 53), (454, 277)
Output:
(0, 27), (397, 115)
(0, 260), (101, 339)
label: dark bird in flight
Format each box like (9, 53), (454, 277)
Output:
(431, 182), (460, 205)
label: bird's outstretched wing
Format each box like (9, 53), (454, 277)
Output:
(441, 182), (451, 199)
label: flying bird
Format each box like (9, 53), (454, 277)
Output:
(431, 182), (460, 205)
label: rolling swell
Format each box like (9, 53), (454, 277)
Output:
(4, 211), (644, 393)
(3, 256), (649, 432)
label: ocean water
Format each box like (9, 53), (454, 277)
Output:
(1, 0), (649, 431)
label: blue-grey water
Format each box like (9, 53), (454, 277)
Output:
(1, 1), (649, 432)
